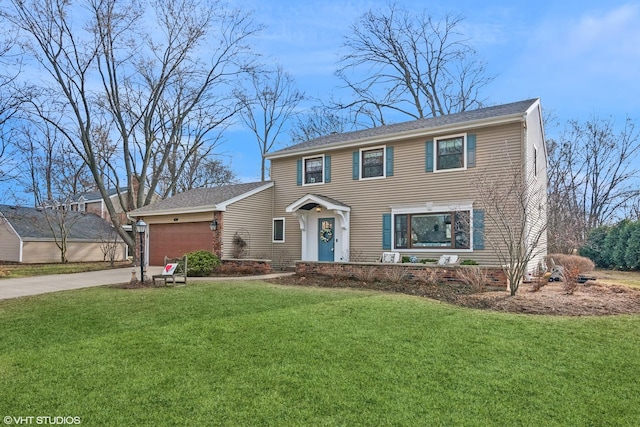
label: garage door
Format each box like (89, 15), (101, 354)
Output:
(149, 222), (212, 266)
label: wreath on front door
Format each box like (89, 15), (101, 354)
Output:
(319, 227), (333, 242)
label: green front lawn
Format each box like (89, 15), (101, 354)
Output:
(0, 281), (638, 426)
(0, 261), (131, 278)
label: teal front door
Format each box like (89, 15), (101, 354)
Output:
(318, 218), (335, 261)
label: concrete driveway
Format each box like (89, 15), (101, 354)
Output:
(0, 266), (293, 301)
(0, 266), (161, 301)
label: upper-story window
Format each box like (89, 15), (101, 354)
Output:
(436, 135), (465, 171)
(304, 155), (323, 184)
(426, 133), (475, 173)
(361, 146), (384, 179)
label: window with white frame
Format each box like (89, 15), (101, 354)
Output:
(304, 156), (323, 184)
(361, 146), (384, 179)
(436, 135), (465, 171)
(394, 211), (470, 249)
(272, 218), (285, 242)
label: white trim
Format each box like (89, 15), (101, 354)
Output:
(216, 182), (275, 210)
(390, 201), (473, 214)
(390, 201), (474, 252)
(286, 194), (351, 262)
(302, 154), (325, 186)
(286, 194), (351, 213)
(359, 145), (386, 180)
(272, 217), (285, 243)
(136, 182), (274, 216)
(0, 212), (24, 262)
(433, 133), (467, 173)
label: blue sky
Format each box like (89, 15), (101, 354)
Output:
(227, 0), (640, 182)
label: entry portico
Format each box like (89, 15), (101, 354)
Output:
(286, 194), (351, 262)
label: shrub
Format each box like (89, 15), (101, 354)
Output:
(353, 265), (378, 282)
(532, 272), (551, 292)
(185, 250), (220, 277)
(547, 254), (595, 275)
(460, 259), (478, 265)
(547, 254), (595, 295)
(412, 268), (443, 285)
(579, 226), (610, 268)
(384, 266), (407, 283)
(456, 267), (488, 292)
(232, 233), (248, 258)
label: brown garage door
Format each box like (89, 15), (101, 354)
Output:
(149, 222), (212, 266)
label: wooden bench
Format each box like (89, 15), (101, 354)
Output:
(152, 255), (188, 286)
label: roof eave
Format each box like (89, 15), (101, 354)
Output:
(133, 205), (220, 217)
(266, 113), (527, 160)
(131, 182), (274, 217)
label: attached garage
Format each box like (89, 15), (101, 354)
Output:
(131, 182), (274, 266)
(148, 222), (212, 266)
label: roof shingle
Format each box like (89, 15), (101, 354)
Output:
(269, 98), (539, 157)
(0, 205), (120, 240)
(130, 181), (272, 215)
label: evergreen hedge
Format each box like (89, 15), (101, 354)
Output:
(580, 220), (640, 270)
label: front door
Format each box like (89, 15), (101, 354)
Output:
(318, 218), (335, 261)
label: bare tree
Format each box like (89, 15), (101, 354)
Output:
(4, 0), (261, 252)
(289, 105), (353, 145)
(473, 154), (547, 296)
(236, 65), (305, 181)
(547, 116), (640, 252)
(13, 120), (94, 262)
(0, 27), (22, 185)
(99, 227), (121, 266)
(158, 150), (237, 196)
(15, 123), (93, 206)
(335, 2), (494, 126)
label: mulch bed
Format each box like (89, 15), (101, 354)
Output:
(267, 274), (640, 316)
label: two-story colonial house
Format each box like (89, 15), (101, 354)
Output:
(132, 98), (547, 274)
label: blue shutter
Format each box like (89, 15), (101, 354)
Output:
(425, 140), (434, 172)
(467, 134), (476, 168)
(296, 159), (302, 186)
(352, 151), (360, 180)
(386, 146), (394, 177)
(382, 213), (392, 250)
(473, 209), (485, 250)
(324, 155), (331, 183)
